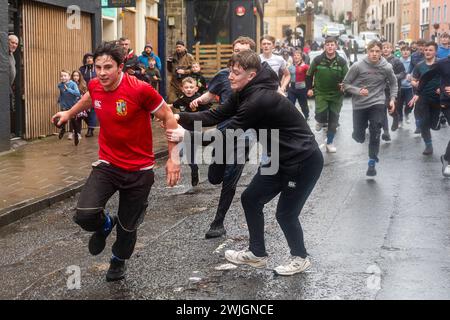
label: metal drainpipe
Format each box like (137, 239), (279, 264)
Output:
(158, 0), (167, 100)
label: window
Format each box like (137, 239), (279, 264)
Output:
(437, 6), (441, 23)
(192, 0), (231, 44)
(432, 7), (435, 24)
(445, 5), (447, 22)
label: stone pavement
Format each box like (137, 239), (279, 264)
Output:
(0, 124), (168, 227)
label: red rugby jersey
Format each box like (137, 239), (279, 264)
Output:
(88, 73), (164, 171)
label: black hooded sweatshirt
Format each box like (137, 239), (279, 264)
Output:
(178, 62), (319, 173)
(79, 53), (97, 84)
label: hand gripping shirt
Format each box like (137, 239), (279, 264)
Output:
(88, 73), (164, 171)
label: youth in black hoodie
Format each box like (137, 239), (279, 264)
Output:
(178, 62), (319, 173)
(177, 52), (323, 272)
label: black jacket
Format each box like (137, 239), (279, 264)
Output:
(178, 62), (319, 172)
(418, 57), (450, 106)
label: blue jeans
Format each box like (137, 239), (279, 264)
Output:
(398, 87), (414, 121)
(287, 84), (309, 119)
(84, 109), (97, 128)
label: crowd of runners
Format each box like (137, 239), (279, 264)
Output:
(51, 32), (450, 282)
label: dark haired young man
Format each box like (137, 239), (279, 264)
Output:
(417, 50), (450, 177)
(171, 51), (323, 276)
(343, 40), (398, 177)
(409, 42), (443, 156)
(52, 41), (180, 282)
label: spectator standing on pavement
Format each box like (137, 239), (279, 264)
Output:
(167, 40), (195, 102)
(70, 70), (89, 145)
(398, 46), (415, 127)
(51, 41), (181, 282)
(173, 51), (323, 276)
(187, 36), (256, 239)
(288, 50), (310, 120)
(138, 43), (162, 71)
(259, 35), (291, 95)
(119, 37), (140, 76)
(190, 61), (208, 95)
(343, 40), (398, 177)
(56, 70), (81, 144)
(408, 42), (441, 156)
(416, 54), (450, 177)
(381, 42), (406, 136)
(306, 36), (348, 153)
(79, 52), (97, 137)
(146, 57), (162, 91)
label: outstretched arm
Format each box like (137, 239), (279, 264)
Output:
(154, 103), (181, 187)
(51, 91), (92, 127)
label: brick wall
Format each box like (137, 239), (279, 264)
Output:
(166, 0), (186, 55)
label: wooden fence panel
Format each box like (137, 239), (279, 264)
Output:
(145, 17), (158, 55)
(123, 9), (136, 50)
(22, 0), (92, 139)
(192, 43), (233, 79)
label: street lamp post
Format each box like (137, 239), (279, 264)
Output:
(305, 1), (315, 43)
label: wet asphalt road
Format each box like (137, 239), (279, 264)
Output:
(0, 97), (449, 300)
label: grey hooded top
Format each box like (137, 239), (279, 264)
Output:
(343, 56), (398, 110)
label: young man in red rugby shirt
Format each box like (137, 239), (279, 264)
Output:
(52, 41), (180, 282)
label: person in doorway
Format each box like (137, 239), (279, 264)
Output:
(51, 41), (180, 282)
(9, 35), (19, 137)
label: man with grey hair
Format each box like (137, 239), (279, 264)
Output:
(9, 35), (19, 136)
(9, 35), (19, 86)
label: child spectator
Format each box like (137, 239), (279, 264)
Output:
(57, 70), (81, 144)
(146, 57), (162, 91)
(169, 77), (211, 186)
(190, 62), (207, 94)
(71, 70), (89, 145)
(135, 63), (152, 84)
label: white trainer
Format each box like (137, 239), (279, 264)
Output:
(274, 256), (311, 276)
(326, 143), (337, 153)
(315, 122), (322, 132)
(441, 155), (450, 177)
(67, 133), (74, 140)
(225, 249), (268, 269)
